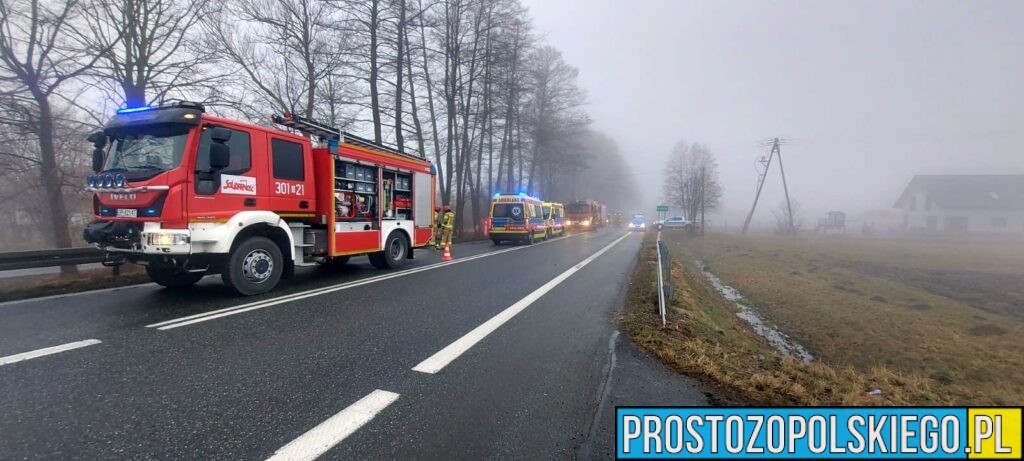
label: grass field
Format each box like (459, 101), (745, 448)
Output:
(622, 232), (1024, 406)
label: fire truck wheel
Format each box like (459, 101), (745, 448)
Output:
(222, 236), (283, 296)
(146, 265), (205, 288)
(492, 239), (501, 245)
(370, 232), (409, 269)
(527, 231), (535, 245)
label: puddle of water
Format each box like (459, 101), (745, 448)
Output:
(696, 261), (814, 363)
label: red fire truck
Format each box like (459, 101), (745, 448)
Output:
(82, 102), (436, 295)
(565, 200), (606, 230)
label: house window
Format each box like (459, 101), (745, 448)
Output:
(992, 217), (1008, 228)
(909, 196), (917, 212)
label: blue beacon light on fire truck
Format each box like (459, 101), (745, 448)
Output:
(116, 106), (154, 114)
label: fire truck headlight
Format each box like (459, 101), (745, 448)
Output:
(102, 174), (114, 188)
(86, 175), (97, 188)
(147, 232), (189, 246)
(640, 223), (646, 229)
(565, 220), (572, 225)
(582, 219), (591, 226)
(114, 173), (126, 188)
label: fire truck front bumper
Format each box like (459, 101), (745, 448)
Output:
(85, 221), (192, 255)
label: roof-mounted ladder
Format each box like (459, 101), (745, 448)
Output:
(271, 112), (424, 161)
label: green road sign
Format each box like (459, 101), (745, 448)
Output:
(656, 205), (669, 212)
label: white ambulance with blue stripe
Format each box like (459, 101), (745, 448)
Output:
(488, 193), (548, 245)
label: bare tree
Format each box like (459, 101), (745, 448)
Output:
(772, 199), (803, 234)
(83, 0), (212, 108)
(206, 0), (345, 119)
(0, 0), (107, 271)
(662, 141), (722, 221)
(522, 45), (588, 196)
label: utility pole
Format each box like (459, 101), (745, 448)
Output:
(741, 137), (794, 234)
(776, 139), (795, 234)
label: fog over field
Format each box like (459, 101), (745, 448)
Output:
(524, 0), (1024, 226)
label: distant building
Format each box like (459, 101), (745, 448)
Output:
(893, 175), (1024, 234)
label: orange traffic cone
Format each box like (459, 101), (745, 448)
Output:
(442, 244), (453, 261)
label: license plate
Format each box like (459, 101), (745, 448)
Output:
(116, 208), (137, 218)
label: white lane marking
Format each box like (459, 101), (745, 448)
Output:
(0, 339), (102, 367)
(266, 389), (400, 461)
(149, 233), (588, 330)
(412, 232), (632, 374)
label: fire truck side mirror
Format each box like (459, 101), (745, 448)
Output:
(88, 131), (106, 173)
(92, 148), (104, 173)
(208, 127), (232, 170)
(209, 143), (230, 170)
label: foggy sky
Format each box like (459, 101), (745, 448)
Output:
(522, 0), (1024, 227)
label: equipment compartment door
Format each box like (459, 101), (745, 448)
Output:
(334, 226), (381, 255)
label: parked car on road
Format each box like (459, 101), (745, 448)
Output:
(660, 216), (691, 230)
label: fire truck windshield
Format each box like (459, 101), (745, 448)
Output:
(566, 203), (591, 214)
(103, 125), (190, 180)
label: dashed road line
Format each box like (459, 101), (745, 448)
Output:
(265, 389), (400, 461)
(0, 339), (102, 367)
(412, 232), (631, 374)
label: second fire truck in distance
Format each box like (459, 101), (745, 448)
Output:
(565, 200), (607, 231)
(82, 103), (436, 295)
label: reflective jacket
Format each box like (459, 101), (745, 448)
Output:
(441, 211), (455, 230)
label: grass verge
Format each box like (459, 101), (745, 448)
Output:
(621, 232), (946, 406)
(0, 266), (149, 303)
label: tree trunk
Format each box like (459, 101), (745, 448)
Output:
(417, 0), (444, 198)
(403, 14), (426, 158)
(393, 0), (406, 152)
(122, 82), (147, 108)
(34, 93), (77, 276)
(369, 0), (382, 143)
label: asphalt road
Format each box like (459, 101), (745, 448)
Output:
(0, 229), (717, 460)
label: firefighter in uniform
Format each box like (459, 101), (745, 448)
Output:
(428, 206), (442, 246)
(436, 205), (455, 250)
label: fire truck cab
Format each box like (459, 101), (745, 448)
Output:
(82, 103), (435, 295)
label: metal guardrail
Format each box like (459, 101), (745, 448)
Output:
(655, 231), (673, 328)
(0, 247), (106, 272)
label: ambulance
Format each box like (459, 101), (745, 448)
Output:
(488, 193), (547, 245)
(542, 202), (565, 239)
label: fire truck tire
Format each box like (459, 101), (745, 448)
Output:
(222, 236), (283, 296)
(526, 231), (535, 245)
(370, 232), (409, 269)
(492, 239), (501, 245)
(146, 265), (205, 288)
